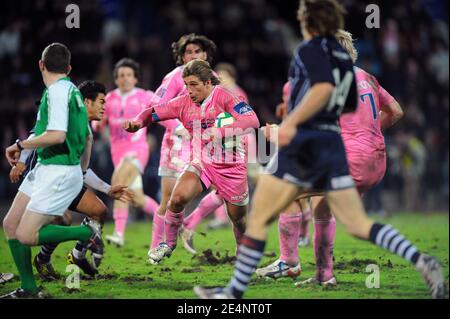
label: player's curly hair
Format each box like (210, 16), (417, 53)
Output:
(172, 33), (217, 66)
(182, 59), (220, 85)
(298, 0), (346, 37)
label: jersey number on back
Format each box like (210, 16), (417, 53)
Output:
(326, 69), (354, 115)
(360, 93), (377, 120)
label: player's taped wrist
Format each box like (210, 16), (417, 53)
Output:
(18, 148), (33, 163)
(83, 169), (111, 194)
(135, 107), (156, 127)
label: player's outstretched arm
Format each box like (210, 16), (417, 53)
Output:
(83, 169), (134, 203)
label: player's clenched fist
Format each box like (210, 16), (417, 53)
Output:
(5, 143), (21, 167)
(122, 120), (143, 132)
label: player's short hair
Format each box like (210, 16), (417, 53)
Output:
(42, 43), (71, 74)
(182, 59), (220, 85)
(78, 80), (106, 101)
(215, 63), (238, 80)
(298, 0), (346, 37)
(335, 29), (358, 62)
(113, 58), (140, 79)
(172, 33), (217, 66)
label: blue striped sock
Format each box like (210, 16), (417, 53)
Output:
(226, 235), (265, 299)
(369, 223), (421, 265)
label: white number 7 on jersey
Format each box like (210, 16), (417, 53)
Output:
(326, 69), (354, 114)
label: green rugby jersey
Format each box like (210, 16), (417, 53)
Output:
(34, 77), (89, 165)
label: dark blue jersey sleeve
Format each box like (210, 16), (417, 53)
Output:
(298, 44), (335, 86)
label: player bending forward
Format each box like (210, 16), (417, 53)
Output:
(124, 59), (260, 265)
(10, 81), (133, 280)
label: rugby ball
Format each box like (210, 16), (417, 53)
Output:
(214, 112), (238, 149)
(215, 112), (234, 128)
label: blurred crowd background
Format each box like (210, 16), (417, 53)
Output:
(0, 0), (448, 217)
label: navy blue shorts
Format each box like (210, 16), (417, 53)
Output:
(267, 128), (354, 192)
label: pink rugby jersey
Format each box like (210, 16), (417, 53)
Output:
(102, 88), (157, 168)
(137, 85), (260, 165)
(339, 67), (396, 154)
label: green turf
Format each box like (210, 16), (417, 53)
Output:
(0, 213), (448, 299)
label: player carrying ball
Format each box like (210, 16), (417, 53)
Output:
(124, 59), (260, 265)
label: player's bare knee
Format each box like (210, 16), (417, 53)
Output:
(3, 216), (17, 238)
(16, 230), (37, 246)
(228, 210), (246, 224)
(168, 193), (188, 211)
(62, 213), (72, 226)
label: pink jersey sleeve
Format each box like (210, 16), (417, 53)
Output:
(236, 86), (249, 104)
(134, 96), (185, 127)
(153, 95), (186, 122)
(152, 68), (186, 130)
(218, 88), (260, 137)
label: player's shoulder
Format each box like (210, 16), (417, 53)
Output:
(48, 78), (75, 95)
(170, 92), (191, 104)
(355, 67), (380, 87)
(215, 85), (239, 101)
(165, 66), (184, 79)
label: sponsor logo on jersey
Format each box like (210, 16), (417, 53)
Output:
(233, 102), (253, 114)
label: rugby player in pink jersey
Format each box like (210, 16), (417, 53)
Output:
(147, 34), (218, 255)
(93, 58), (159, 246)
(256, 30), (406, 285)
(124, 59), (260, 264)
(179, 62), (253, 254)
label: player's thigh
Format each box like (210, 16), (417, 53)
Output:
(169, 171), (203, 207)
(248, 174), (301, 225)
(325, 187), (373, 239)
(76, 189), (107, 222)
(310, 196), (332, 220)
(16, 210), (55, 245)
(3, 191), (30, 239)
